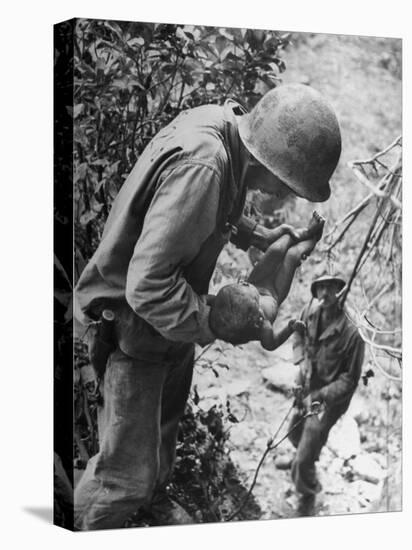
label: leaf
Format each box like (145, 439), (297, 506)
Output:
(127, 77), (146, 91)
(94, 178), (106, 195)
(73, 103), (84, 118)
(112, 78), (128, 90)
(91, 159), (109, 167)
(219, 28), (234, 40)
(176, 26), (188, 41)
(103, 21), (123, 42)
(215, 35), (227, 55)
(106, 160), (121, 176)
(96, 58), (106, 72)
(74, 163), (88, 183)
(219, 44), (235, 61)
(79, 210), (98, 226)
(147, 49), (161, 60)
(127, 37), (145, 48)
(162, 63), (177, 75)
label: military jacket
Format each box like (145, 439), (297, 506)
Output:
(293, 300), (365, 407)
(75, 100), (248, 359)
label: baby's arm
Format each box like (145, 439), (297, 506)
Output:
(259, 319), (306, 351)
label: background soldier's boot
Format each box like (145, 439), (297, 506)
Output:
(297, 494), (316, 517)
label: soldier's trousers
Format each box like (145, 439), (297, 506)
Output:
(74, 343), (194, 530)
(288, 403), (348, 496)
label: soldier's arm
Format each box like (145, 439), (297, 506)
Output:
(125, 162), (221, 346)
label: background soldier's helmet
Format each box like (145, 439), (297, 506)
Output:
(311, 274), (346, 297)
(238, 84), (342, 202)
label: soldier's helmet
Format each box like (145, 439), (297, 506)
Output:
(311, 274), (346, 298)
(238, 84), (342, 202)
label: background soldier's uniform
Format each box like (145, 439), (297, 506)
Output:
(74, 100), (252, 530)
(289, 300), (365, 496)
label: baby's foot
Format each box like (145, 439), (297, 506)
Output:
(295, 211), (325, 242)
(296, 212), (326, 260)
(307, 211), (325, 239)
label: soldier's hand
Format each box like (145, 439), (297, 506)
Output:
(264, 224), (301, 246)
(250, 224), (299, 252)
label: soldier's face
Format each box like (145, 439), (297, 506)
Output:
(245, 160), (292, 200)
(316, 282), (342, 308)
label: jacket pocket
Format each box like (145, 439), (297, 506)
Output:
(114, 304), (172, 361)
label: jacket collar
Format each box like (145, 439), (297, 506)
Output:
(318, 312), (346, 341)
(307, 301), (346, 342)
(222, 99), (249, 225)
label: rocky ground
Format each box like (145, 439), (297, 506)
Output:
(192, 236), (401, 521)
(193, 332), (400, 520)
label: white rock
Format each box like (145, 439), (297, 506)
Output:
(199, 386), (227, 402)
(347, 394), (370, 424)
(350, 454), (386, 484)
(348, 479), (383, 505)
(197, 387), (227, 411)
(269, 341), (295, 363)
(329, 457), (344, 474)
(228, 424), (257, 449)
(262, 363), (300, 394)
(225, 380), (251, 396)
(327, 414), (361, 459)
(370, 452), (388, 470)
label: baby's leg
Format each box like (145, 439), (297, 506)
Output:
(273, 228), (325, 305)
(248, 234), (294, 295)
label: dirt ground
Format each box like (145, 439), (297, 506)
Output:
(193, 326), (400, 520)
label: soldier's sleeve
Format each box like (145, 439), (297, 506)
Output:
(230, 215), (258, 250)
(125, 161), (221, 345)
(314, 330), (365, 406)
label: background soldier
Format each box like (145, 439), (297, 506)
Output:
(289, 274), (365, 515)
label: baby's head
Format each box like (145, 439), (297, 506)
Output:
(209, 282), (264, 345)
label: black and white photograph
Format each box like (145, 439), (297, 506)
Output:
(53, 15), (402, 534)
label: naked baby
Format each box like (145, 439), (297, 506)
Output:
(209, 212), (325, 350)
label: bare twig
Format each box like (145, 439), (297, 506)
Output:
(369, 346), (402, 382)
(325, 192), (373, 241)
(339, 195), (384, 307)
(357, 326), (401, 356)
(224, 402), (323, 522)
(350, 135), (402, 166)
(348, 150), (402, 210)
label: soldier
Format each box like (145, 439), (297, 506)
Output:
(288, 274), (365, 515)
(74, 84), (341, 530)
